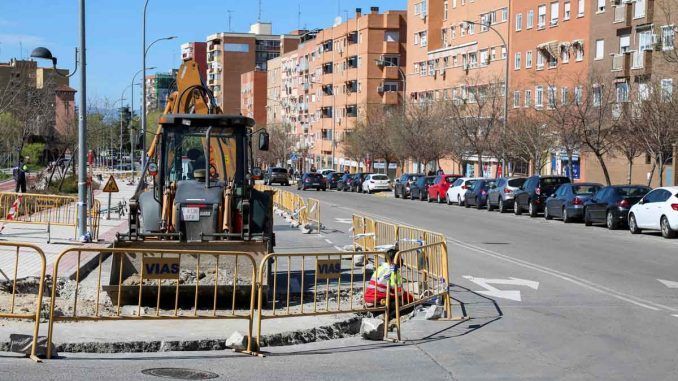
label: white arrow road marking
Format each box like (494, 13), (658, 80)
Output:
(334, 218), (353, 224)
(463, 275), (540, 302)
(658, 279), (678, 289)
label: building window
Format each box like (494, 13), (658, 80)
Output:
(578, 0), (585, 16)
(548, 53), (557, 68)
(513, 91), (521, 108)
(525, 90), (532, 107)
(385, 31), (400, 42)
(561, 45), (569, 62)
(526, 50), (533, 67)
(561, 87), (569, 104)
(537, 50), (545, 69)
(414, 33), (419, 45)
(548, 86), (557, 108)
(421, 31), (428, 46)
(616, 81), (630, 103)
(383, 81), (399, 92)
(575, 43), (584, 61)
(550, 2), (559, 26)
(574, 85), (583, 104)
(538, 5), (547, 28)
(444, 1), (449, 20)
(564, 2), (571, 20)
(535, 86), (544, 107)
(451, 26), (456, 39)
(634, 0), (645, 18)
(516, 13), (523, 31)
(502, 46), (507, 59)
(661, 78), (673, 101)
(593, 84), (602, 107)
(480, 49), (489, 66)
(468, 22), (475, 35)
(501, 8), (508, 22)
(662, 25), (675, 50)
(527, 10), (534, 28)
(595, 39), (605, 60)
(597, 0), (605, 13)
(491, 48), (497, 60)
(514, 52), (521, 69)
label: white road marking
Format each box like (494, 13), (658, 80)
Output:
(463, 276), (539, 302)
(334, 218), (353, 224)
(658, 279), (678, 289)
(324, 239), (333, 244)
(330, 204), (676, 313)
(673, 314), (678, 318)
(334, 245), (348, 252)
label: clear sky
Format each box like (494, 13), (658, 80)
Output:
(0, 0), (406, 109)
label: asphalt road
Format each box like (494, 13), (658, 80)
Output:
(1, 186), (677, 380)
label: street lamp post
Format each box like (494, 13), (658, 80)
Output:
(124, 67), (154, 183)
(141, 0), (175, 169)
(463, 19), (509, 177)
(30, 0), (88, 240)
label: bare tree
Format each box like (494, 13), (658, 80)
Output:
(391, 101), (447, 173)
(350, 105), (401, 172)
(255, 123), (294, 167)
(506, 108), (554, 175)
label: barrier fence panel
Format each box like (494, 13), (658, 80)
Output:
(0, 192), (101, 241)
(256, 251), (389, 346)
(46, 247), (258, 358)
(0, 242), (47, 362)
(389, 241), (452, 342)
(352, 215), (370, 250)
(306, 198), (321, 233)
(374, 220), (398, 248)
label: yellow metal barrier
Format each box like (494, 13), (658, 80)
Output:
(255, 251), (390, 347)
(389, 241), (452, 342)
(352, 215), (372, 250)
(306, 198), (321, 234)
(0, 192), (101, 240)
(46, 247), (259, 358)
(0, 242), (46, 362)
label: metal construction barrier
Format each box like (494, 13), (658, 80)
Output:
(306, 198), (321, 234)
(255, 251), (390, 347)
(0, 192), (101, 241)
(0, 242), (47, 362)
(46, 247), (259, 358)
(389, 241), (453, 342)
(351, 214), (444, 251)
(352, 215), (374, 251)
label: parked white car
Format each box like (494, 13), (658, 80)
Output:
(446, 177), (483, 206)
(628, 186), (678, 238)
(362, 174), (391, 194)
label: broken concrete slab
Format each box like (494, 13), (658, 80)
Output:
(360, 317), (384, 341)
(9, 334), (57, 358)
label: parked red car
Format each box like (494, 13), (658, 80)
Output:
(427, 174), (462, 203)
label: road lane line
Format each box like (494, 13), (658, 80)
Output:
(448, 238), (667, 312)
(327, 203), (675, 313)
(324, 239), (333, 244)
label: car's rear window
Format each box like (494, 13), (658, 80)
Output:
(445, 176), (457, 183)
(541, 177), (570, 186)
(465, 180), (477, 187)
(425, 177), (435, 184)
(572, 185), (601, 195)
(271, 168), (287, 173)
(308, 173), (322, 179)
(508, 178), (526, 187)
(615, 187), (650, 197)
(372, 175), (389, 180)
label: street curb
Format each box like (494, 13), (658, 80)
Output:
(0, 315), (362, 354)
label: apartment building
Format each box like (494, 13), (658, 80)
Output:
(145, 70), (177, 112)
(240, 69), (267, 125)
(582, 0), (677, 186)
(407, 0), (510, 175)
(266, 56), (283, 126)
(268, 7), (407, 171)
(0, 59), (74, 154)
(206, 22), (301, 114)
(180, 42), (208, 81)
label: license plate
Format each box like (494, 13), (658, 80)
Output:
(181, 207), (200, 221)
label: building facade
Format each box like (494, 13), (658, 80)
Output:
(181, 42), (208, 81)
(266, 7), (407, 171)
(145, 70), (177, 112)
(206, 22), (301, 114)
(240, 69), (268, 125)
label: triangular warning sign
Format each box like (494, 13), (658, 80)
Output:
(102, 175), (119, 193)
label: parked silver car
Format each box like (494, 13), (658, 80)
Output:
(486, 176), (527, 213)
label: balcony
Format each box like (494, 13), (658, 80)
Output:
(613, 5), (631, 26)
(382, 41), (400, 54)
(382, 65), (400, 79)
(381, 91), (400, 105)
(611, 53), (630, 75)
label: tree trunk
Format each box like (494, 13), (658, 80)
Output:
(647, 161), (656, 187)
(657, 152), (664, 187)
(594, 151), (612, 185)
(477, 152), (483, 177)
(566, 151), (574, 181)
(626, 156), (633, 185)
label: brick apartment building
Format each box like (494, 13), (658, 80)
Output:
(0, 59), (74, 159)
(266, 7), (407, 172)
(406, 0), (510, 176)
(240, 69), (267, 124)
(206, 22), (301, 114)
(181, 42), (208, 81)
(145, 70), (178, 112)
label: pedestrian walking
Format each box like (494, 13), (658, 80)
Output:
(14, 163), (27, 193)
